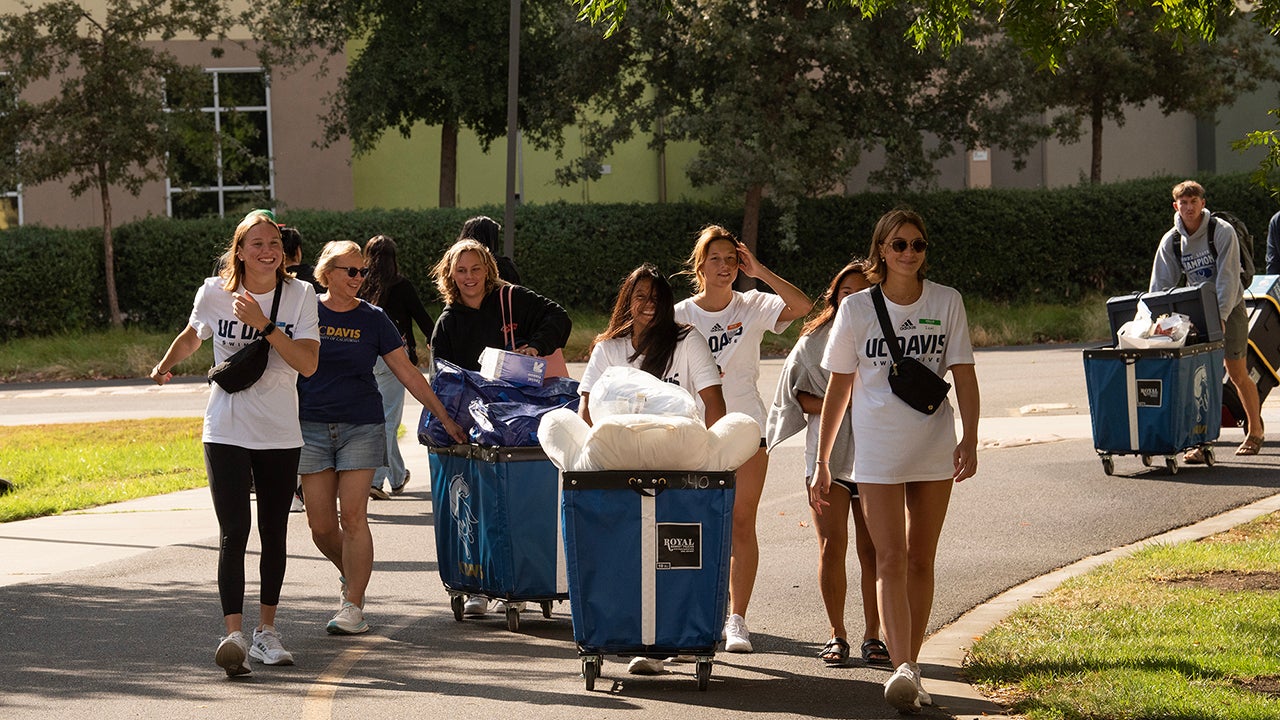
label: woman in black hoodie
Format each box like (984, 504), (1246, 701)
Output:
(429, 238), (571, 372)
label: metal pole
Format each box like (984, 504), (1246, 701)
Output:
(503, 0), (520, 259)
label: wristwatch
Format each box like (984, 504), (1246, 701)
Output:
(260, 322), (277, 337)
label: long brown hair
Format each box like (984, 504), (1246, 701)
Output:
(801, 260), (871, 336)
(359, 234), (401, 306)
(431, 239), (506, 305)
(679, 224), (738, 294)
(592, 263), (691, 379)
(864, 208), (929, 285)
(218, 210), (286, 292)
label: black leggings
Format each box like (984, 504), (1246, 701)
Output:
(203, 443), (300, 617)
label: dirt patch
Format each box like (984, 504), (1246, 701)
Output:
(1236, 675), (1280, 698)
(1160, 570), (1280, 592)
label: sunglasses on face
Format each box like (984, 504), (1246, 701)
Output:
(886, 239), (928, 253)
(334, 266), (370, 278)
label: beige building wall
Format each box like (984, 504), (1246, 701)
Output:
(1, 0), (352, 229)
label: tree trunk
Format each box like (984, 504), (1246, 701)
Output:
(737, 184), (763, 292)
(99, 165), (122, 329)
(439, 119), (458, 208)
(1090, 96), (1104, 184)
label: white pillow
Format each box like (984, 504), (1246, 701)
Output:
(705, 412), (761, 471)
(536, 408), (594, 472)
(579, 413), (710, 470)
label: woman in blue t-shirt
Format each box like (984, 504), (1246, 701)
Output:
(298, 241), (465, 636)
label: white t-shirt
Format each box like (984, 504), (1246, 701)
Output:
(188, 276), (320, 449)
(821, 280), (974, 484)
(579, 333), (723, 414)
(675, 289), (790, 430)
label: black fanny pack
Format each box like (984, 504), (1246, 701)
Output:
(871, 284), (951, 415)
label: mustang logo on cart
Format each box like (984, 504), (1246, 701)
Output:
(449, 474), (480, 567)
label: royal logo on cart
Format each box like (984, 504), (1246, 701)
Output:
(656, 523), (702, 570)
(449, 473), (480, 569)
(1136, 379), (1163, 408)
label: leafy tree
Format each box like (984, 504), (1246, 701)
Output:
(565, 2), (1049, 265)
(249, 0), (635, 208)
(0, 0), (227, 327)
(1031, 7), (1280, 183)
(574, 0), (1253, 70)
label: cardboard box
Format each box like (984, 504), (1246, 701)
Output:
(479, 347), (546, 387)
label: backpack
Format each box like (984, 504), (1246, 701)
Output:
(1165, 211), (1255, 288)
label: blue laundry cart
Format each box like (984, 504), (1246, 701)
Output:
(561, 470), (735, 691)
(428, 444), (568, 631)
(1083, 341), (1224, 475)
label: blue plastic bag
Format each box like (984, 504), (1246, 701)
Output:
(468, 399), (579, 447)
(419, 359), (579, 447)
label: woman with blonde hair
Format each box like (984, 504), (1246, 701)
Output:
(298, 241), (464, 636)
(675, 224), (813, 653)
(149, 210), (321, 676)
(814, 208), (979, 712)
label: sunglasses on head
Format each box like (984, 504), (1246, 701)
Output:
(334, 265), (370, 278)
(886, 238), (928, 253)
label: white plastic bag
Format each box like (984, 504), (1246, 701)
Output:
(586, 365), (699, 421)
(1150, 312), (1191, 347)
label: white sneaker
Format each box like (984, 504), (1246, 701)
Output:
(627, 657), (665, 675)
(667, 654), (697, 663)
(723, 614), (753, 653)
(249, 626), (295, 665)
(463, 596), (489, 616)
(289, 493), (305, 513)
(327, 601), (370, 635)
(884, 662), (922, 713)
(911, 663), (932, 706)
(215, 631), (251, 677)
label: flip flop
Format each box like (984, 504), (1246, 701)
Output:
(818, 637), (850, 665)
(860, 638), (892, 667)
(1183, 447), (1206, 464)
(1237, 435), (1264, 456)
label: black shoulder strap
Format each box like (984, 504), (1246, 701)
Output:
(268, 276), (284, 323)
(870, 285), (904, 363)
(1206, 215), (1219, 258)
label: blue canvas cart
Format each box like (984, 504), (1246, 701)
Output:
(1083, 342), (1224, 475)
(428, 444), (568, 631)
(561, 470), (735, 691)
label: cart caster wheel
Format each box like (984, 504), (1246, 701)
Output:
(1101, 456), (1114, 476)
(696, 658), (712, 691)
(582, 655), (600, 691)
(541, 600), (553, 619)
(1204, 447), (1216, 466)
(506, 605), (520, 632)
(450, 594), (464, 622)
(1140, 455), (1153, 467)
(1166, 456), (1179, 475)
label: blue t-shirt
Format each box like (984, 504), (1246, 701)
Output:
(299, 299), (405, 424)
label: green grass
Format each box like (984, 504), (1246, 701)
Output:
(0, 419), (207, 523)
(0, 297), (1111, 382)
(965, 512), (1280, 720)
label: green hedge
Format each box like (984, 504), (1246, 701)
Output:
(1, 173), (1274, 339)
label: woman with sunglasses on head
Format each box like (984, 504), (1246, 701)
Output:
(766, 259), (887, 669)
(430, 238), (571, 373)
(149, 210), (320, 676)
(813, 208), (979, 714)
(429, 238), (572, 616)
(298, 241), (465, 637)
(675, 224), (813, 654)
(359, 235), (435, 500)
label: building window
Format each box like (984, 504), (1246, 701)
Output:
(167, 68), (274, 219)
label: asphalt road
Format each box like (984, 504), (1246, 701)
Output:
(1, 345), (1278, 720)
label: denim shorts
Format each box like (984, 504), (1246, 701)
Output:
(298, 421), (387, 474)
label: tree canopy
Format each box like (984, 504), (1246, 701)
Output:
(0, 0), (228, 327)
